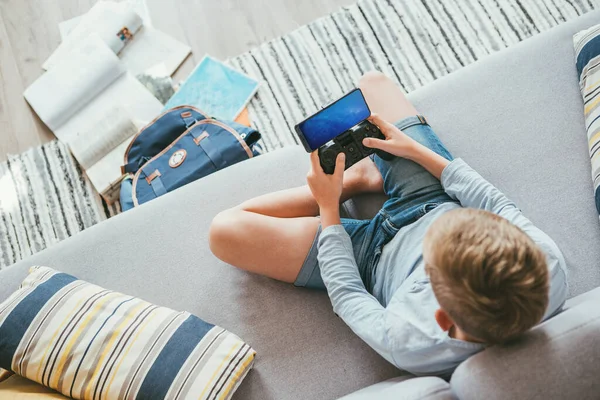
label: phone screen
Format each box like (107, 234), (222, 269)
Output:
(297, 89), (371, 150)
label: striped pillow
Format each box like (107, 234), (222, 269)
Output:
(0, 267), (256, 400)
(574, 24), (600, 215)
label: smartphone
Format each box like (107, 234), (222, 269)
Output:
(295, 88), (371, 152)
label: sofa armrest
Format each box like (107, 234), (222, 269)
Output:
(339, 376), (454, 400)
(563, 286), (600, 310)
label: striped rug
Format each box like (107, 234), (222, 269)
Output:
(0, 0), (597, 270)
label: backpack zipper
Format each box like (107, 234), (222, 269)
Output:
(123, 105), (209, 167)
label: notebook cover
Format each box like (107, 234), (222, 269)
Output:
(163, 55), (259, 120)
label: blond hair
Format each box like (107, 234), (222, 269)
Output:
(423, 208), (549, 344)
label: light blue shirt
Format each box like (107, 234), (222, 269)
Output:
(317, 159), (568, 377)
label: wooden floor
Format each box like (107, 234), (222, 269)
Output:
(0, 0), (354, 162)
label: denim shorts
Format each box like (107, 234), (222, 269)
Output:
(294, 115), (457, 290)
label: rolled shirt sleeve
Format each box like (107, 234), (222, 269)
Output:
(317, 225), (396, 365)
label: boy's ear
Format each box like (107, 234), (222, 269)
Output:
(435, 308), (454, 332)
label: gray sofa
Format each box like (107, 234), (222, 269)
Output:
(2, 10), (600, 400)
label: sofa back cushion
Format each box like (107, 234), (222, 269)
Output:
(450, 288), (600, 400)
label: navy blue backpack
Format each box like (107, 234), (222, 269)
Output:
(120, 106), (261, 210)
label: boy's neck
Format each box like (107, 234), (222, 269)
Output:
(450, 325), (482, 343)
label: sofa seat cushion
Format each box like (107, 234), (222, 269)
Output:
(0, 147), (403, 400)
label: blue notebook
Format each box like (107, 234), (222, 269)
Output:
(163, 55), (260, 120)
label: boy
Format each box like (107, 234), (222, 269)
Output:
(209, 72), (567, 376)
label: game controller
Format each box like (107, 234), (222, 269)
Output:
(317, 120), (394, 174)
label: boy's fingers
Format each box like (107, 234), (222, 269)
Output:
(334, 153), (346, 178)
(310, 151), (321, 173)
(368, 113), (382, 123)
(369, 113), (392, 127)
(363, 137), (386, 150)
(368, 114), (393, 138)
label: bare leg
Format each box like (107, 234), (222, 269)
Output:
(210, 71), (416, 283)
(358, 71), (418, 121)
(209, 167), (381, 282)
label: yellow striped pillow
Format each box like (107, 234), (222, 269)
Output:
(574, 24), (600, 215)
(0, 267), (256, 400)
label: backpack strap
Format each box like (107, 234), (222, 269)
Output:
(142, 167), (167, 198)
(190, 130), (228, 169)
(181, 111), (198, 128)
(121, 161), (138, 174)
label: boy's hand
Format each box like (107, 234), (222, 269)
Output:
(363, 114), (418, 159)
(307, 151), (344, 227)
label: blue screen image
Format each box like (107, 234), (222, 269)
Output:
(298, 90), (371, 150)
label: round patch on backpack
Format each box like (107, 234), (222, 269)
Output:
(169, 149), (187, 168)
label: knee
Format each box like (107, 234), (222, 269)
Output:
(209, 208), (239, 262)
(358, 71), (388, 88)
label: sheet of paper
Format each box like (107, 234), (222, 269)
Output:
(58, 0), (152, 41)
(44, 1), (143, 71)
(69, 107), (138, 169)
(24, 35), (125, 131)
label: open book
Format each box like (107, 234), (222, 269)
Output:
(47, 1), (190, 77)
(24, 35), (163, 202)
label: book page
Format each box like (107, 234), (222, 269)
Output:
(44, 1), (142, 71)
(69, 106), (138, 169)
(23, 35), (125, 132)
(58, 0), (152, 41)
(55, 6), (188, 77)
(58, 15), (82, 40)
(55, 73), (163, 194)
(119, 26), (190, 76)
(86, 139), (132, 203)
